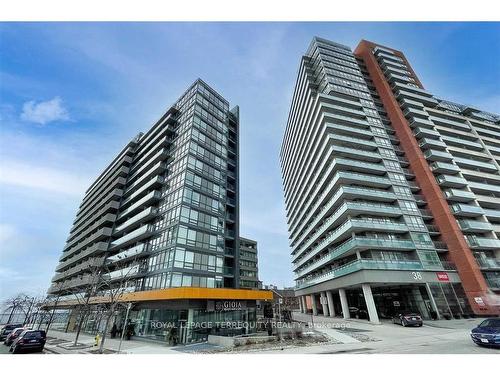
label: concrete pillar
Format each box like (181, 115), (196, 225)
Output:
(326, 291), (335, 317)
(299, 296), (305, 313)
(362, 284), (380, 324)
(311, 294), (318, 316)
(301, 296), (307, 313)
(320, 292), (329, 317)
(425, 283), (441, 320)
(339, 289), (350, 319)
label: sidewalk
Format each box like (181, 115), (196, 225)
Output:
(44, 329), (180, 354)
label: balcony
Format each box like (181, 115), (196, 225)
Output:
(293, 218), (408, 267)
(458, 220), (493, 233)
(117, 190), (162, 220)
(294, 237), (416, 277)
(453, 157), (497, 172)
(430, 162), (460, 174)
(466, 237), (500, 249)
(331, 145), (382, 163)
(292, 202), (403, 255)
(485, 278), (500, 290)
(296, 259), (423, 289)
(419, 138), (447, 150)
(451, 204), (485, 217)
(397, 90), (438, 107)
(484, 209), (500, 220)
(468, 181), (500, 195)
(106, 243), (150, 264)
(475, 258), (500, 269)
(403, 107), (429, 118)
(440, 136), (483, 151)
(110, 225), (154, 249)
(429, 115), (470, 131)
(114, 207), (158, 235)
(444, 189), (476, 202)
(409, 117), (435, 129)
(436, 175), (468, 188)
(103, 264), (144, 281)
(414, 128), (440, 139)
(424, 149), (453, 162)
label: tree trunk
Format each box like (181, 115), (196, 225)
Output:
(7, 306), (16, 324)
(73, 311), (86, 346)
(99, 312), (112, 354)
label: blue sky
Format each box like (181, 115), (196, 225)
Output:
(0, 22), (499, 300)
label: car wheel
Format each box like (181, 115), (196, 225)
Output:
(12, 346), (19, 354)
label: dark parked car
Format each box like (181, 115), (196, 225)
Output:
(4, 327), (27, 346)
(0, 324), (23, 341)
(392, 312), (423, 327)
(9, 330), (46, 353)
(349, 307), (368, 320)
(470, 318), (500, 348)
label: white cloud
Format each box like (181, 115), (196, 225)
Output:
(20, 96), (70, 125)
(0, 159), (89, 197)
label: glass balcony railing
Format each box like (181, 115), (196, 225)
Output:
(110, 225), (153, 249)
(444, 189), (475, 202)
(292, 201), (402, 255)
(424, 149), (453, 162)
(484, 209), (500, 220)
(436, 175), (468, 188)
(296, 259), (423, 289)
(475, 258), (500, 269)
(458, 220), (493, 233)
(419, 138), (447, 150)
(451, 204), (485, 217)
(430, 162), (460, 174)
(294, 237), (415, 278)
(485, 278), (500, 289)
(466, 237), (500, 249)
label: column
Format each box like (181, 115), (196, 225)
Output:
(326, 291), (335, 317)
(320, 292), (329, 317)
(298, 296), (304, 313)
(425, 283), (441, 320)
(339, 288), (350, 319)
(311, 294), (318, 316)
(301, 296), (308, 314)
(362, 284), (380, 324)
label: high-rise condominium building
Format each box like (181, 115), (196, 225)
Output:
(280, 37), (500, 323)
(47, 79), (271, 343)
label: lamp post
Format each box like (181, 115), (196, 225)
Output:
(118, 302), (132, 354)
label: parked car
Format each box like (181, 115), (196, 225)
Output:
(349, 307), (368, 319)
(0, 324), (23, 341)
(4, 327), (27, 346)
(9, 330), (46, 353)
(392, 312), (423, 327)
(470, 318), (500, 348)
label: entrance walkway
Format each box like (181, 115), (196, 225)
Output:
(44, 329), (180, 354)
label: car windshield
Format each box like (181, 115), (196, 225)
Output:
(479, 319), (500, 328)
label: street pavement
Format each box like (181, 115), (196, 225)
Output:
(2, 313), (498, 354)
(261, 312), (499, 354)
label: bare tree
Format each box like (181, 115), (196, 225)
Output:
(3, 293), (33, 324)
(63, 265), (103, 347)
(96, 259), (143, 354)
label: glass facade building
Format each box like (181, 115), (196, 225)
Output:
(280, 37), (499, 322)
(48, 79), (272, 343)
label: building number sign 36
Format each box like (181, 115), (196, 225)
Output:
(411, 271), (423, 280)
